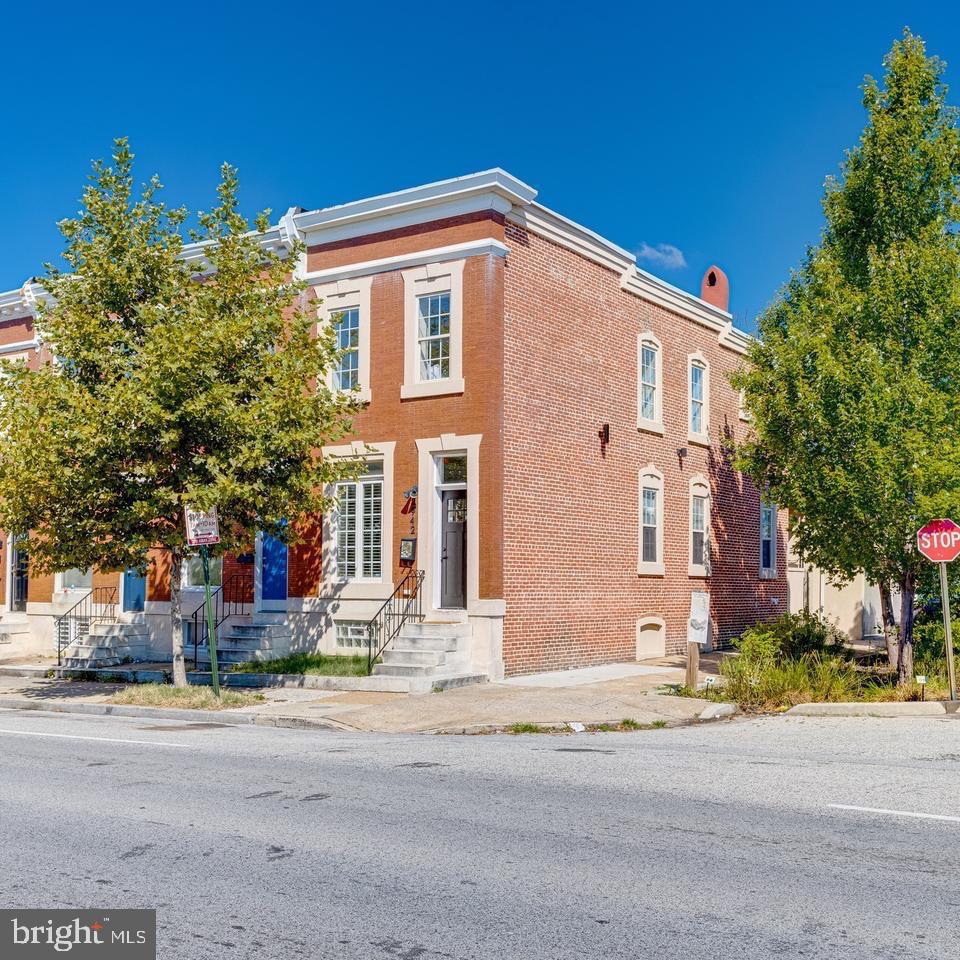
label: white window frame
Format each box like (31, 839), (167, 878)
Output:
(688, 475), (711, 578)
(182, 554), (223, 591)
(321, 441), (395, 599)
(333, 461), (385, 584)
(637, 332), (664, 434)
(401, 260), (465, 399)
(760, 501), (778, 579)
(638, 465), (664, 577)
(316, 276), (373, 404)
(688, 351), (710, 447)
(56, 568), (93, 593)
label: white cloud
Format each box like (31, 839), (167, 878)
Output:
(635, 241), (687, 271)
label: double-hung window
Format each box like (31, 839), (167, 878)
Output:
(640, 343), (657, 420)
(760, 502), (777, 577)
(689, 477), (711, 577)
(690, 360), (705, 435)
(401, 260), (465, 399)
(637, 333), (663, 432)
(638, 466), (664, 576)
(336, 461), (384, 580)
(334, 307), (360, 390)
(642, 488), (658, 563)
(417, 292), (451, 381)
(317, 277), (372, 403)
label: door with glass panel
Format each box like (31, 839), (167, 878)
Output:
(10, 534), (28, 612)
(436, 455), (467, 609)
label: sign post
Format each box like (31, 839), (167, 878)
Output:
(185, 507), (222, 698)
(916, 518), (959, 702)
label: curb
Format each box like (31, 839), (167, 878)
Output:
(0, 696), (343, 731)
(698, 702), (738, 720)
(787, 701), (960, 717)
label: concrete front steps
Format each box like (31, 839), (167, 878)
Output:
(373, 620), (486, 690)
(194, 612), (293, 667)
(61, 622), (150, 668)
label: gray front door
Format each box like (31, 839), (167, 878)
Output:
(440, 489), (466, 609)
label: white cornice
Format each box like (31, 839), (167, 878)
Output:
(719, 322), (754, 355)
(620, 265), (732, 335)
(508, 203), (634, 275)
(507, 200), (752, 352)
(0, 167), (756, 353)
(295, 169), (537, 246)
(303, 238), (508, 287)
(0, 282), (45, 320)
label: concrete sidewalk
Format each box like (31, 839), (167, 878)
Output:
(0, 658), (720, 733)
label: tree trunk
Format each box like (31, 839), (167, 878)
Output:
(896, 572), (916, 686)
(879, 580), (898, 671)
(170, 548), (187, 687)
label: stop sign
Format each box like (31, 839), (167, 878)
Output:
(917, 518), (960, 563)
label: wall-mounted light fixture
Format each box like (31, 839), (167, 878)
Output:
(598, 424), (610, 445)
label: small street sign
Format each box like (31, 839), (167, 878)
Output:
(184, 505), (222, 697)
(185, 507), (220, 547)
(916, 518), (960, 563)
(916, 518), (959, 701)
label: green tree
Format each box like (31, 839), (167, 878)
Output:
(0, 139), (359, 686)
(734, 31), (960, 683)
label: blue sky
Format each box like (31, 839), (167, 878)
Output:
(2, 1), (957, 331)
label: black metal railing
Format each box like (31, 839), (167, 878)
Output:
(55, 586), (119, 665)
(366, 569), (425, 674)
(189, 568), (254, 668)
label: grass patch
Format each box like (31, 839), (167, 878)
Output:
(507, 722), (545, 734)
(230, 653), (370, 677)
(590, 718), (669, 732)
(107, 683), (264, 710)
(675, 652), (959, 712)
(507, 719), (673, 735)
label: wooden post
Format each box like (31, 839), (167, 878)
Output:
(685, 640), (700, 690)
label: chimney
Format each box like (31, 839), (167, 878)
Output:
(700, 265), (729, 312)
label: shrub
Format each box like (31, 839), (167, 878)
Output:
(720, 652), (864, 711)
(735, 611), (847, 663)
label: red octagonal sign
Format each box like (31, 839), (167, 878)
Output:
(917, 518), (960, 563)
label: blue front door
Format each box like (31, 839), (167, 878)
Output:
(262, 530), (288, 602)
(122, 568), (146, 612)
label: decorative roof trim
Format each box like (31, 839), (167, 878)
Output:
(294, 169), (536, 243)
(508, 201), (752, 354)
(0, 168), (755, 352)
(719, 322), (753, 355)
(508, 202), (634, 275)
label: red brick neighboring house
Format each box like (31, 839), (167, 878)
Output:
(0, 170), (787, 679)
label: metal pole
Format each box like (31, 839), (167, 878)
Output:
(201, 546), (221, 698)
(939, 561), (957, 702)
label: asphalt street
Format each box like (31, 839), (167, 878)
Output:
(1, 709), (958, 959)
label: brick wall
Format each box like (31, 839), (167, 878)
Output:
(291, 212), (506, 601)
(502, 223), (787, 675)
